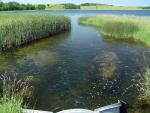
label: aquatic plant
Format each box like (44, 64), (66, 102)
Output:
(79, 15), (150, 47)
(138, 69), (150, 106)
(93, 52), (119, 78)
(0, 74), (33, 113)
(0, 14), (71, 50)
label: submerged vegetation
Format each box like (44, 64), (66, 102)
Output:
(79, 15), (150, 47)
(94, 52), (119, 78)
(0, 14), (71, 50)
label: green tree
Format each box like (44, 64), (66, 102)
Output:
(36, 4), (46, 10)
(143, 6), (150, 10)
(7, 2), (21, 10)
(0, 2), (36, 11)
(0, 2), (4, 11)
(26, 4), (35, 10)
(64, 3), (80, 9)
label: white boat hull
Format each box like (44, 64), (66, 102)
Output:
(23, 101), (124, 113)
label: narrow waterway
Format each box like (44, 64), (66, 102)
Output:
(0, 10), (150, 112)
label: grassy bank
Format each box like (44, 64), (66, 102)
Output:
(80, 5), (143, 10)
(0, 75), (33, 113)
(46, 4), (65, 10)
(0, 2), (149, 11)
(0, 90), (23, 113)
(0, 14), (71, 50)
(79, 15), (150, 47)
(45, 4), (149, 10)
(138, 69), (150, 106)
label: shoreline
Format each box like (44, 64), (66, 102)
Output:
(0, 14), (71, 50)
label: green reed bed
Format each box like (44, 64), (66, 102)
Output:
(0, 75), (33, 113)
(138, 69), (150, 106)
(0, 14), (71, 50)
(79, 15), (150, 47)
(0, 93), (23, 113)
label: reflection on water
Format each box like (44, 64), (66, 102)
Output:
(0, 11), (150, 112)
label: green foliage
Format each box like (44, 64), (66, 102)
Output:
(80, 3), (109, 6)
(25, 4), (35, 10)
(137, 69), (150, 106)
(142, 6), (150, 10)
(142, 69), (150, 97)
(0, 2), (147, 11)
(0, 14), (71, 50)
(0, 96), (23, 113)
(80, 4), (142, 10)
(46, 4), (65, 10)
(79, 15), (150, 47)
(45, 3), (143, 10)
(0, 2), (36, 11)
(63, 3), (80, 9)
(45, 3), (80, 10)
(36, 4), (46, 10)
(101, 21), (139, 38)
(0, 75), (32, 113)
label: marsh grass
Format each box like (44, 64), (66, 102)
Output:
(140, 69), (150, 97)
(102, 21), (139, 38)
(0, 14), (71, 50)
(79, 15), (150, 47)
(0, 74), (33, 113)
(137, 69), (150, 106)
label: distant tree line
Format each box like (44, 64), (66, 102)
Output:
(80, 3), (101, 6)
(142, 6), (150, 10)
(0, 1), (46, 11)
(80, 3), (113, 6)
(0, 2), (148, 11)
(63, 3), (80, 9)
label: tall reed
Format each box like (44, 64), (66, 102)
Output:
(138, 69), (150, 105)
(79, 15), (150, 46)
(0, 74), (33, 113)
(0, 14), (71, 50)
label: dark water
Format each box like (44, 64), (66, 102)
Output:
(0, 10), (150, 112)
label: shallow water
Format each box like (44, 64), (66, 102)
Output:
(0, 10), (150, 112)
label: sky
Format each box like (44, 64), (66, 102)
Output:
(2, 0), (150, 6)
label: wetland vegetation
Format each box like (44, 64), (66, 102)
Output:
(79, 15), (150, 47)
(0, 5), (150, 113)
(0, 14), (70, 50)
(138, 69), (150, 106)
(0, 74), (34, 113)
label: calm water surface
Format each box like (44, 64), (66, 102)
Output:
(0, 10), (150, 111)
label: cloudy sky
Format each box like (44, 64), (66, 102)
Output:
(2, 0), (150, 6)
